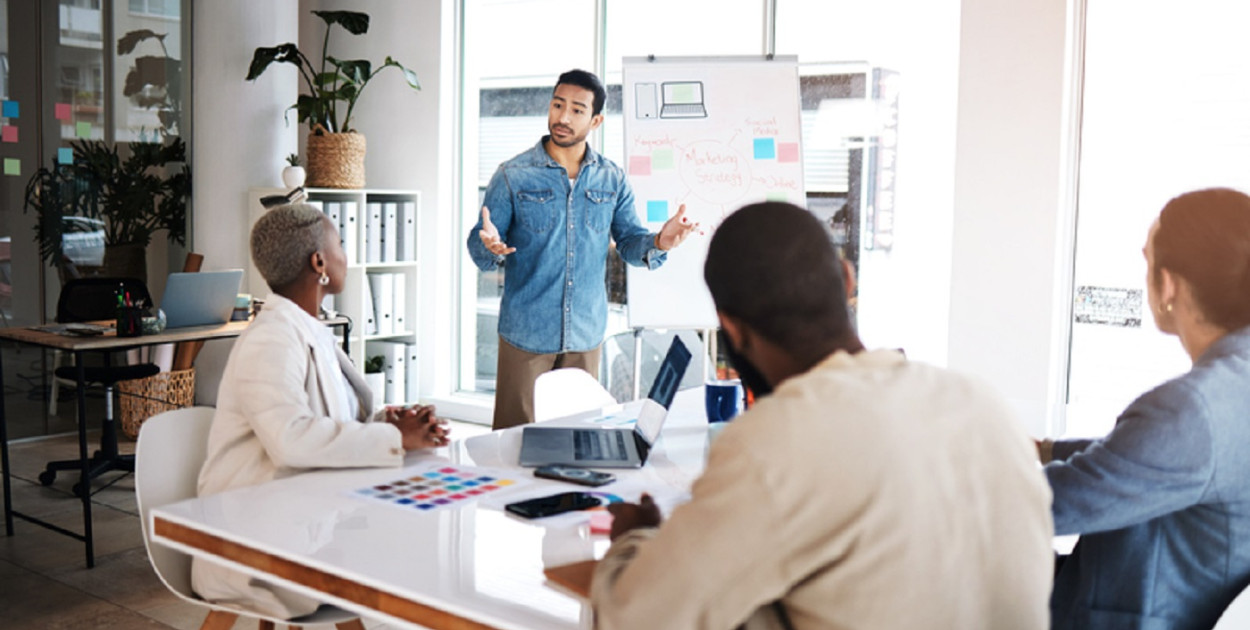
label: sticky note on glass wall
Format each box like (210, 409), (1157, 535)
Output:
(54, 103), (71, 121)
(2, 101), (18, 119)
(753, 138), (776, 160)
(76, 122), (92, 138)
(4, 158), (20, 176)
(647, 200), (669, 223)
(629, 155), (651, 176)
(651, 149), (675, 170)
(1, 126), (17, 143)
(58, 147), (74, 165)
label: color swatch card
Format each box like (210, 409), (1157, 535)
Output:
(353, 464), (528, 513)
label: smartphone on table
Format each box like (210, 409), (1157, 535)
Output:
(534, 464), (615, 487)
(505, 492), (602, 519)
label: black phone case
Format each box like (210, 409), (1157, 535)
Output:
(505, 492), (601, 519)
(533, 465), (615, 487)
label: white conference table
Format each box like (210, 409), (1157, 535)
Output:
(150, 387), (713, 630)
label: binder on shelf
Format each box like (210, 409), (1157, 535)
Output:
(384, 341), (407, 405)
(382, 202), (399, 263)
(392, 272), (406, 333)
(365, 202), (383, 263)
(362, 272), (378, 335)
(368, 273), (394, 336)
(323, 202), (342, 250)
(341, 201), (359, 264)
(398, 201), (417, 262)
(406, 342), (419, 402)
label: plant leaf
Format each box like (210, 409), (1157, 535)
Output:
(312, 10), (369, 35)
(382, 57), (422, 90)
(333, 59), (371, 85)
(117, 29), (166, 55)
(246, 43), (301, 81)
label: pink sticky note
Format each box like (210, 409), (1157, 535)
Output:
(777, 142), (800, 163)
(629, 156), (651, 176)
(1, 126), (16, 143)
(54, 103), (72, 121)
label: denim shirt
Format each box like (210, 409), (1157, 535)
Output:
(1046, 325), (1250, 630)
(466, 137), (666, 354)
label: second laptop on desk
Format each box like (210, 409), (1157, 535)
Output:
(519, 336), (692, 468)
(161, 269), (243, 329)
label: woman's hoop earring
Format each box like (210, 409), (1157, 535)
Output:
(319, 272), (330, 286)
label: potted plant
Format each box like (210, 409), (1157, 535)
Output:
(118, 28), (182, 138)
(282, 153), (306, 189)
(24, 138), (190, 283)
(246, 10), (420, 189)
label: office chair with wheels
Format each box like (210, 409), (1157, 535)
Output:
(136, 407), (365, 630)
(39, 277), (160, 496)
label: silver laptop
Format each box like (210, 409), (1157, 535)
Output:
(160, 270), (243, 329)
(519, 337), (693, 468)
(659, 81), (708, 119)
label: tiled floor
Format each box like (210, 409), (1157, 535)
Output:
(0, 419), (489, 629)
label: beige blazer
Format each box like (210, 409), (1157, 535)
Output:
(191, 294), (403, 619)
(592, 349), (1054, 630)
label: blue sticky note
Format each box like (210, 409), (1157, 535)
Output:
(57, 147), (73, 165)
(647, 200), (669, 223)
(2, 100), (18, 119)
(754, 138), (776, 159)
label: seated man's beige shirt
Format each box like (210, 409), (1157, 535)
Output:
(592, 349), (1053, 630)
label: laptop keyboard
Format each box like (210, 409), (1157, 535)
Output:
(661, 103), (706, 116)
(573, 430), (628, 461)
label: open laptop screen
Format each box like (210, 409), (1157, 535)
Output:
(636, 337), (692, 443)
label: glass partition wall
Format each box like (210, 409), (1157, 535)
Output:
(0, 0), (189, 439)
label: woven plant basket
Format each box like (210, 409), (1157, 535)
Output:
(306, 125), (366, 189)
(118, 368), (196, 439)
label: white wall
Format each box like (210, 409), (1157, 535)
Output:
(191, 0), (300, 404)
(947, 0), (1076, 436)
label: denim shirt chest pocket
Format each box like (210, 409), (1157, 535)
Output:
(516, 189), (558, 233)
(584, 189), (617, 232)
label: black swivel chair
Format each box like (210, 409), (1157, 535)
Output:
(39, 277), (160, 496)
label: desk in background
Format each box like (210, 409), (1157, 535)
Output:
(151, 387), (709, 630)
(0, 317), (349, 568)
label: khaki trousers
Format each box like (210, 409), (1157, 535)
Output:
(493, 337), (601, 430)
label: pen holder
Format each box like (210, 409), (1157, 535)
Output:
(116, 305), (144, 337)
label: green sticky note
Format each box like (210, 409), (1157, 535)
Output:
(766, 192), (787, 202)
(76, 121), (92, 138)
(651, 149), (675, 170)
(4, 158), (20, 176)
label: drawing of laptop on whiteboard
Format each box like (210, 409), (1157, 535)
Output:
(660, 81), (708, 119)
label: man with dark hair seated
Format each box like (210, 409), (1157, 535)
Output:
(591, 202), (1053, 630)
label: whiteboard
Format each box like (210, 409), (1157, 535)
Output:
(623, 56), (805, 328)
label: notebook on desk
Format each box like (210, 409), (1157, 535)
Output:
(160, 270), (243, 329)
(519, 336), (692, 469)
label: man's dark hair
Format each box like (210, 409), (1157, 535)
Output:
(1154, 187), (1250, 331)
(704, 202), (858, 362)
(555, 69), (606, 116)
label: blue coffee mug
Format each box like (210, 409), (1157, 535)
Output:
(705, 379), (744, 423)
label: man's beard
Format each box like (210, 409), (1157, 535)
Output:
(548, 123), (587, 147)
(720, 330), (773, 398)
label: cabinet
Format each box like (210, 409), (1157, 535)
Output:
(247, 188), (420, 404)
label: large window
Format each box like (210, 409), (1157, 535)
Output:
(1064, 0), (1250, 436)
(457, 0), (961, 407)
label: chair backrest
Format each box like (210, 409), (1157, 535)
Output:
(1215, 581), (1250, 629)
(56, 276), (151, 323)
(534, 367), (618, 423)
(134, 406), (215, 599)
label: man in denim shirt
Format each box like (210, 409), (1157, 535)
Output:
(467, 69), (696, 429)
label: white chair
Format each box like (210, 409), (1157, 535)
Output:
(533, 367), (618, 422)
(1215, 582), (1250, 629)
(135, 407), (365, 630)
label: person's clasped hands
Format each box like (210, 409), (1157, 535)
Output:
(386, 404), (450, 450)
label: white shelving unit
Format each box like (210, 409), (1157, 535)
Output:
(247, 188), (421, 404)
